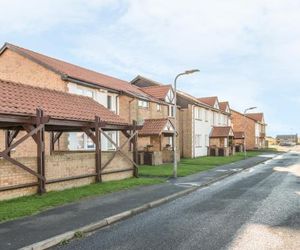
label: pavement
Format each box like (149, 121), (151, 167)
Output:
(54, 150), (300, 250)
(0, 153), (277, 250)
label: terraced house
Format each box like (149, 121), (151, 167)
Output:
(231, 109), (267, 149)
(0, 43), (174, 199)
(131, 75), (178, 165)
(178, 94), (233, 157)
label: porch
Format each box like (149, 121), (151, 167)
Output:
(209, 126), (235, 156)
(137, 118), (179, 165)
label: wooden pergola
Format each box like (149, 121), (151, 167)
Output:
(0, 79), (141, 195)
(0, 110), (140, 194)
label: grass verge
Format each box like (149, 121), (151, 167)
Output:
(0, 177), (164, 222)
(139, 151), (266, 178)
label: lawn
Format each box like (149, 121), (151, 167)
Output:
(139, 151), (265, 178)
(0, 177), (164, 222)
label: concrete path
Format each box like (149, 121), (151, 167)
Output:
(0, 154), (274, 250)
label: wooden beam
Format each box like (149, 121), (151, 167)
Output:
(36, 109), (46, 194)
(101, 129), (137, 171)
(132, 120), (139, 177)
(95, 116), (102, 182)
(1, 124), (43, 155)
(50, 131), (63, 155)
(0, 153), (45, 181)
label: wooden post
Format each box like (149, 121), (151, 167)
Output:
(95, 116), (102, 182)
(5, 130), (10, 157)
(36, 109), (46, 194)
(50, 132), (54, 155)
(132, 120), (138, 177)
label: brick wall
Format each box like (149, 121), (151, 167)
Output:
(231, 110), (256, 149)
(0, 151), (133, 200)
(180, 106), (193, 158)
(0, 49), (67, 91)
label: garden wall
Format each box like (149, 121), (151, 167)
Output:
(0, 151), (133, 200)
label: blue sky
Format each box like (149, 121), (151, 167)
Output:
(0, 0), (299, 136)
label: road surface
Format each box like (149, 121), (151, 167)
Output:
(56, 150), (300, 250)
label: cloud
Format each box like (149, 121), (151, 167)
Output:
(1, 0), (300, 135)
(0, 0), (117, 34)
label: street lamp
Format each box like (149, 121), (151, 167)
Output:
(173, 69), (200, 178)
(243, 106), (257, 159)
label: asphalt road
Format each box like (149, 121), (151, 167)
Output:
(57, 150), (300, 250)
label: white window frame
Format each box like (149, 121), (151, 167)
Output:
(168, 105), (175, 117)
(138, 100), (149, 108)
(195, 134), (202, 147)
(157, 104), (161, 111)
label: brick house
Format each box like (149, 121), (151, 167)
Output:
(231, 110), (267, 149)
(0, 43), (169, 156)
(131, 76), (179, 164)
(176, 92), (233, 158)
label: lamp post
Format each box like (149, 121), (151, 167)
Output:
(243, 106), (257, 159)
(173, 69), (200, 178)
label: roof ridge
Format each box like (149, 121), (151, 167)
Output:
(141, 84), (172, 89)
(4, 43), (129, 84)
(144, 118), (169, 121)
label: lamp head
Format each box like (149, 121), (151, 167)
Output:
(184, 69), (200, 75)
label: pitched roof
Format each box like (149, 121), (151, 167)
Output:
(219, 101), (230, 113)
(131, 75), (162, 87)
(0, 43), (157, 101)
(177, 90), (211, 108)
(246, 113), (264, 123)
(198, 96), (218, 107)
(141, 85), (172, 100)
(233, 131), (245, 139)
(139, 118), (175, 136)
(0, 78), (127, 125)
(210, 126), (234, 138)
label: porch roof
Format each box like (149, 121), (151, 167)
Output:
(0, 79), (130, 131)
(210, 126), (234, 138)
(139, 118), (175, 136)
(233, 131), (245, 139)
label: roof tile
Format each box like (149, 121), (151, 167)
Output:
(0, 78), (127, 125)
(210, 126), (234, 138)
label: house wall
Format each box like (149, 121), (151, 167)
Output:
(0, 49), (67, 91)
(180, 107), (193, 158)
(0, 49), (123, 155)
(231, 110), (256, 149)
(0, 151), (133, 200)
(118, 95), (180, 153)
(180, 102), (232, 158)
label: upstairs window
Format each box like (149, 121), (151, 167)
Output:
(205, 109), (208, 122)
(107, 95), (112, 110)
(138, 100), (149, 108)
(168, 105), (175, 117)
(157, 104), (161, 111)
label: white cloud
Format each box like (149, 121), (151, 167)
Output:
(1, 0), (299, 135)
(0, 0), (117, 34)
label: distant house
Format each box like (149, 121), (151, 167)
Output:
(276, 134), (298, 145)
(231, 110), (267, 149)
